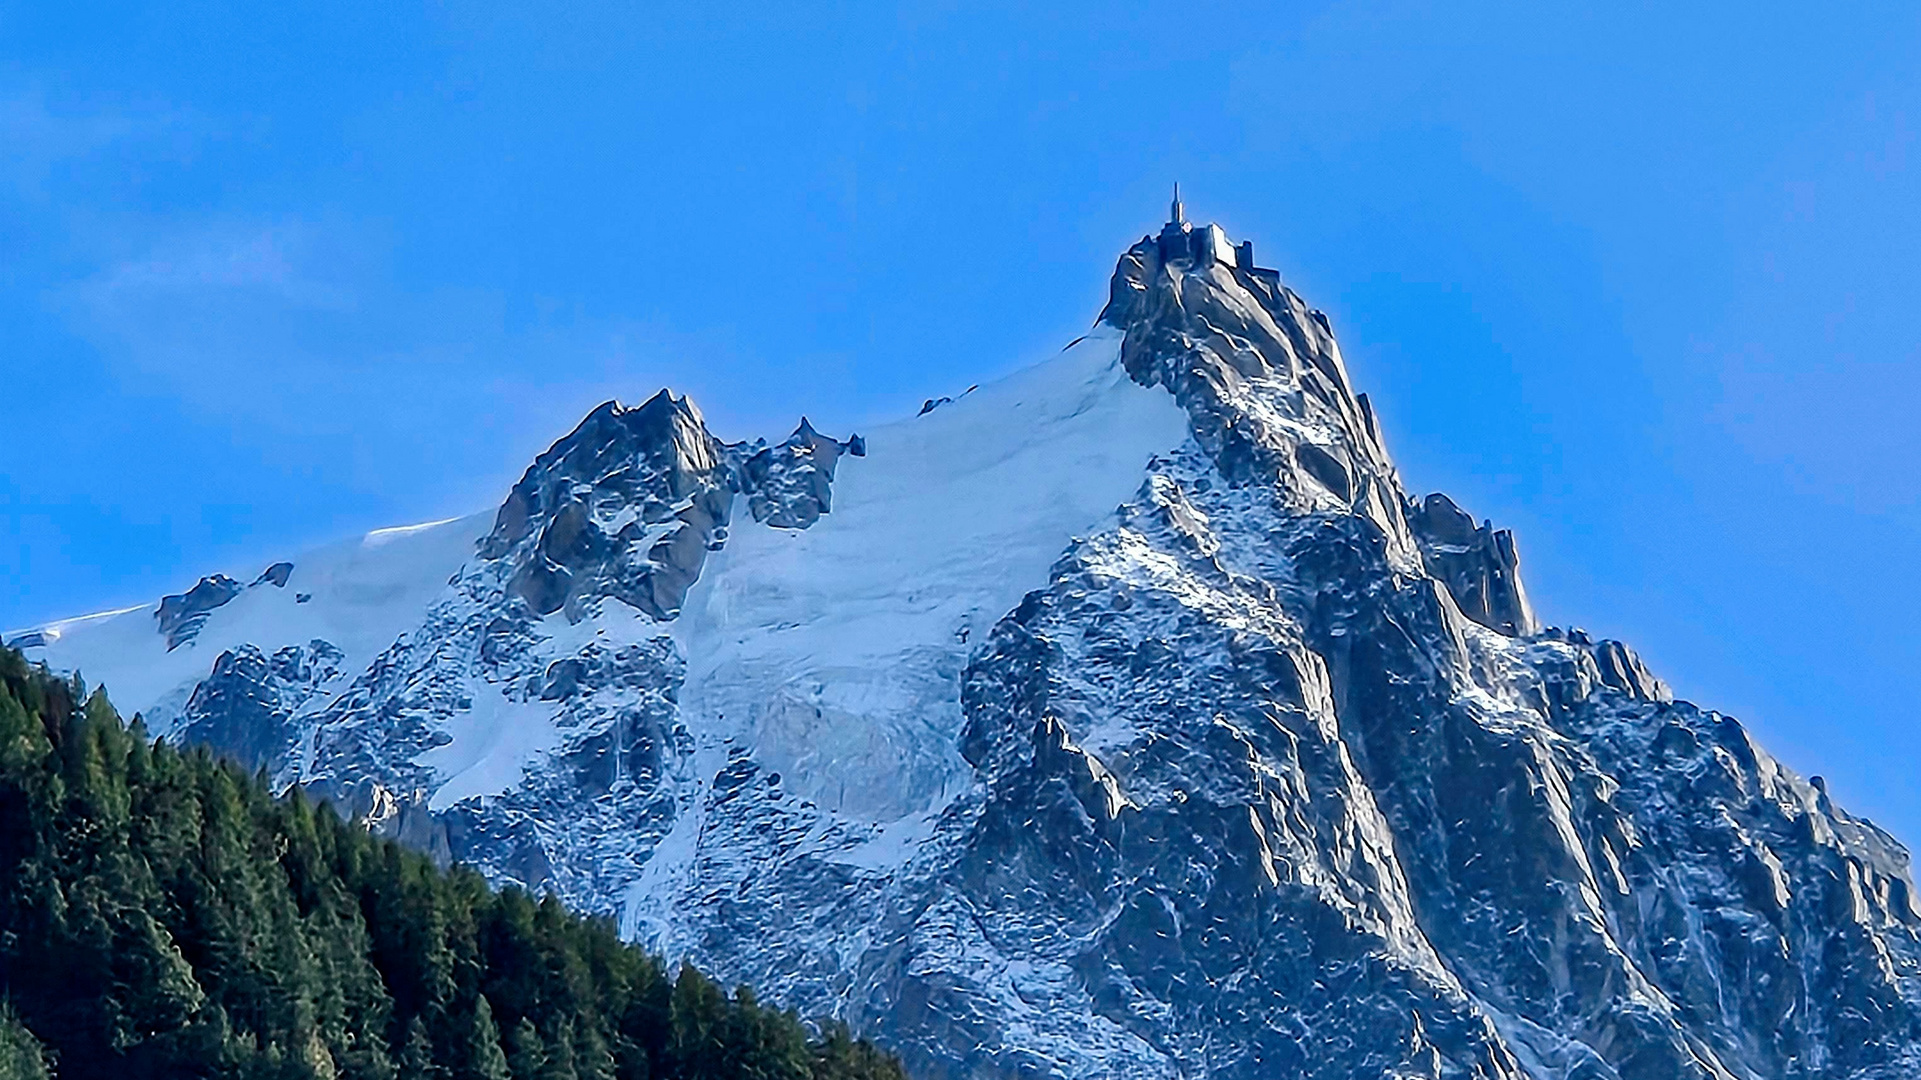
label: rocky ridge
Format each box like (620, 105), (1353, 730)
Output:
(14, 209), (1921, 1080)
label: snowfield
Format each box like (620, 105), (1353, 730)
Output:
(670, 328), (1191, 825)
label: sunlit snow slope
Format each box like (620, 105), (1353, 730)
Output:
(18, 513), (488, 734)
(8, 329), (1192, 878)
(672, 329), (1189, 822)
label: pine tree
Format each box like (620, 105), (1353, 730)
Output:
(506, 1018), (545, 1080)
(719, 986), (809, 1080)
(400, 1015), (447, 1080)
(573, 1022), (615, 1080)
(809, 1021), (905, 1080)
(464, 995), (511, 1080)
(308, 884), (397, 1080)
(0, 1005), (50, 1080)
(669, 965), (725, 1080)
(537, 1020), (577, 1080)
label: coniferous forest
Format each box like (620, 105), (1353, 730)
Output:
(0, 647), (906, 1080)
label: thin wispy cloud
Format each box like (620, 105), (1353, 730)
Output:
(0, 85), (194, 200)
(52, 208), (785, 520)
(84, 220), (354, 306)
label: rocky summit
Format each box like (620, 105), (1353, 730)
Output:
(17, 200), (1921, 1080)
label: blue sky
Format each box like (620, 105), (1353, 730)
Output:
(3, 3), (1918, 837)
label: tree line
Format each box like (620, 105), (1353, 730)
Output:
(0, 646), (904, 1080)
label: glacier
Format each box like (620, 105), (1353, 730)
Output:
(13, 204), (1921, 1080)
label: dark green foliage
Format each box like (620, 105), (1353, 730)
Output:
(402, 1016), (447, 1080)
(0, 1005), (51, 1080)
(810, 1024), (905, 1080)
(508, 1018), (546, 1079)
(0, 649), (903, 1080)
(466, 996), (512, 1080)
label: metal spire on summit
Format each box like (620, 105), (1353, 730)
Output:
(1170, 182), (1186, 226)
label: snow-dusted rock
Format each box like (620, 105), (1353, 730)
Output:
(737, 417), (862, 529)
(177, 638), (344, 772)
(481, 389), (737, 621)
(1408, 492), (1538, 637)
(15, 212), (1921, 1079)
(155, 573), (245, 650)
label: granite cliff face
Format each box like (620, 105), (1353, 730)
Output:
(17, 207), (1921, 1080)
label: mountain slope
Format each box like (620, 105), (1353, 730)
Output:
(0, 645), (905, 1080)
(14, 207), (1921, 1079)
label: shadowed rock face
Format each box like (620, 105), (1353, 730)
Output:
(477, 394), (865, 620)
(176, 639), (344, 773)
(739, 418), (863, 529)
(252, 561), (295, 588)
(480, 390), (736, 621)
(152, 563), (303, 651)
(1408, 492), (1540, 637)
(95, 221), (1921, 1080)
(155, 574), (245, 650)
(819, 229), (1921, 1080)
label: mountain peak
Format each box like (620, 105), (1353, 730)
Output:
(17, 213), (1921, 1080)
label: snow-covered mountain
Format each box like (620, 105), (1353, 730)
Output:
(16, 202), (1921, 1080)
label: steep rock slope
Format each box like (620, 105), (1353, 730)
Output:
(14, 208), (1921, 1080)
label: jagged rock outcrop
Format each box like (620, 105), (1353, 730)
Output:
(155, 573), (244, 649)
(478, 393), (863, 620)
(152, 563), (303, 652)
(177, 638), (344, 772)
(481, 390), (737, 621)
(19, 210), (1921, 1080)
(1548, 627), (1673, 703)
(252, 560), (295, 588)
(1409, 492), (1539, 636)
(737, 418), (865, 529)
